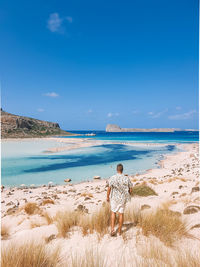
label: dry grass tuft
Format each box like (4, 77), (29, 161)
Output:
(79, 202), (110, 237)
(1, 240), (60, 267)
(167, 177), (187, 183)
(43, 212), (54, 225)
(54, 210), (80, 238)
(148, 179), (158, 185)
(24, 202), (40, 215)
(174, 249), (200, 267)
(30, 220), (46, 228)
(42, 199), (55, 205)
(131, 185), (157, 197)
(80, 192), (93, 198)
(124, 204), (141, 225)
(139, 207), (188, 246)
(54, 202), (110, 238)
(70, 247), (107, 267)
(1, 224), (10, 239)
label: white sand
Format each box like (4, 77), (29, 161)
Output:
(1, 142), (199, 266)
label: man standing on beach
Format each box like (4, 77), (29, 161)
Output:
(107, 164), (133, 236)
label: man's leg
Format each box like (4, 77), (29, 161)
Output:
(118, 213), (124, 234)
(111, 211), (116, 232)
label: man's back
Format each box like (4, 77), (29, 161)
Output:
(109, 173), (132, 205)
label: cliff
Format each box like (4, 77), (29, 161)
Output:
(106, 124), (181, 132)
(1, 110), (72, 138)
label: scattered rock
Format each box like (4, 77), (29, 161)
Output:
(141, 204), (151, 210)
(171, 192), (179, 196)
(1, 185), (5, 192)
(93, 176), (101, 179)
(84, 197), (91, 201)
(75, 204), (88, 213)
(62, 190), (68, 194)
(179, 185), (183, 189)
(64, 179), (72, 183)
(183, 205), (200, 215)
(7, 206), (18, 215)
(76, 204), (84, 211)
(45, 234), (56, 243)
(20, 184), (28, 189)
(68, 189), (76, 193)
(51, 194), (60, 200)
(191, 186), (200, 193)
(6, 201), (14, 206)
(48, 182), (53, 188)
(191, 224), (200, 229)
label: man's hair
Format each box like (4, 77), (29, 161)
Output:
(117, 164), (123, 173)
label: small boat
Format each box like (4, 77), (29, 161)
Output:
(85, 133), (96, 136)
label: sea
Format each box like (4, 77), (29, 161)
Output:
(1, 131), (199, 187)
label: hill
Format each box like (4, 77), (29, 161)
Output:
(106, 124), (181, 132)
(1, 110), (72, 138)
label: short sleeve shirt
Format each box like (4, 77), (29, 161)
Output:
(109, 174), (133, 205)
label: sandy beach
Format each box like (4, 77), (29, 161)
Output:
(1, 142), (199, 266)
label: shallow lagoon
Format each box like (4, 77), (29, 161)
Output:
(2, 139), (177, 186)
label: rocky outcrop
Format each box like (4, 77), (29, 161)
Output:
(106, 124), (180, 132)
(1, 110), (72, 138)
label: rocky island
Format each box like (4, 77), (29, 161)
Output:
(1, 109), (72, 138)
(106, 124), (181, 132)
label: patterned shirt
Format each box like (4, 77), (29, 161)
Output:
(109, 173), (133, 205)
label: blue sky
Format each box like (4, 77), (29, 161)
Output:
(0, 0), (198, 130)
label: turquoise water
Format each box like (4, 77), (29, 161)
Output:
(2, 139), (177, 186)
(65, 130), (199, 143)
(2, 131), (198, 186)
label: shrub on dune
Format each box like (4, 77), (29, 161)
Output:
(131, 185), (157, 197)
(1, 240), (60, 267)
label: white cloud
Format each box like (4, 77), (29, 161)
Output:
(132, 110), (139, 114)
(176, 106), (182, 110)
(168, 110), (196, 120)
(47, 13), (73, 33)
(47, 13), (63, 32)
(87, 109), (93, 113)
(107, 112), (119, 118)
(148, 109), (168, 119)
(44, 92), (59, 98)
(37, 108), (44, 112)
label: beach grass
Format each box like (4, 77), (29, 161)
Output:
(1, 240), (60, 267)
(80, 202), (110, 237)
(24, 202), (40, 215)
(139, 207), (188, 246)
(54, 210), (80, 238)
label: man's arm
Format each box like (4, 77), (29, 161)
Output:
(129, 187), (133, 194)
(128, 178), (133, 195)
(107, 186), (111, 202)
